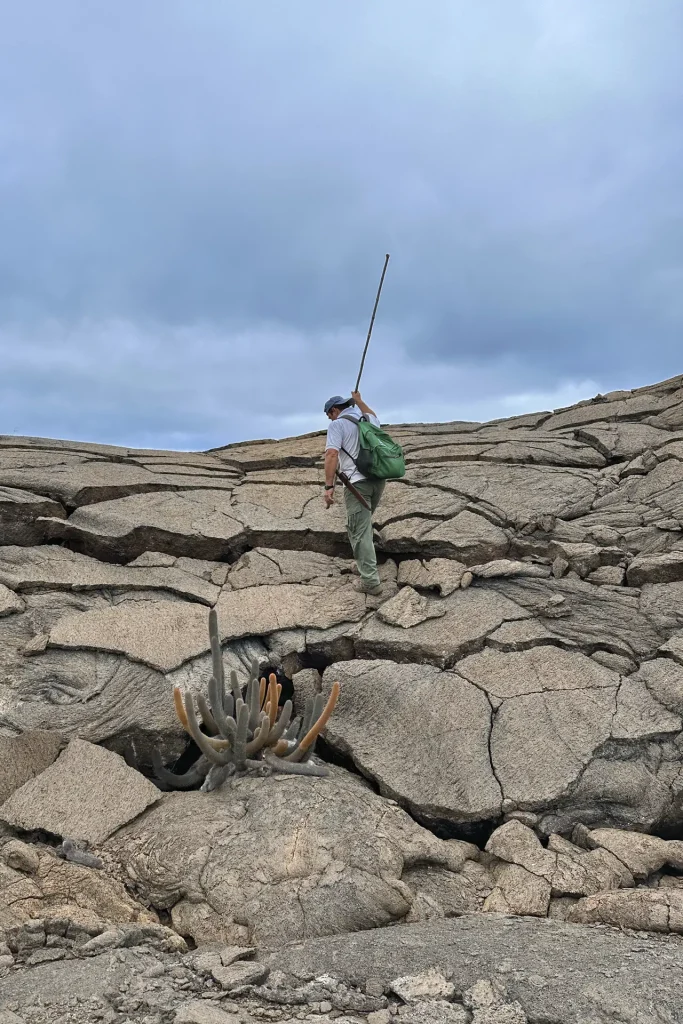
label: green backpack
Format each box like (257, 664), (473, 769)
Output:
(339, 414), (406, 480)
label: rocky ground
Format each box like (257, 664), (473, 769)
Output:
(3, 374), (683, 1021)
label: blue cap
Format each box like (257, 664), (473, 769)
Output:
(324, 395), (354, 414)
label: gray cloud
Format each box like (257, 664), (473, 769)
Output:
(0, 1), (681, 447)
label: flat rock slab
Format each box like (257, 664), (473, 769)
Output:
(45, 490), (247, 561)
(0, 584), (24, 618)
(410, 463), (599, 523)
(0, 544), (219, 604)
(216, 582), (367, 641)
(457, 646), (620, 700)
(44, 582), (368, 674)
(0, 729), (63, 805)
(0, 485), (66, 545)
(356, 587), (530, 667)
(264, 914), (683, 1024)
(0, 738), (160, 844)
(322, 660), (502, 823)
(46, 598), (210, 672)
(377, 587), (446, 628)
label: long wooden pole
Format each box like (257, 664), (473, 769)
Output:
(354, 253), (390, 393)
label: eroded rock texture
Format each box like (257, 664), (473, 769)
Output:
(6, 377), (683, 974)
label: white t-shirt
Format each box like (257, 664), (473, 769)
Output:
(325, 408), (381, 484)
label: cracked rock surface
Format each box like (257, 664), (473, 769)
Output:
(5, 377), (683, 1020)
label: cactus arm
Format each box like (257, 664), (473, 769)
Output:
(173, 686), (190, 733)
(183, 691), (231, 765)
(196, 693), (219, 735)
(201, 763), (234, 792)
(152, 750), (209, 789)
(284, 682), (340, 762)
(245, 711), (271, 755)
(208, 673), (237, 742)
(232, 701), (249, 768)
(230, 669), (242, 704)
(208, 608), (224, 689)
(267, 699), (292, 744)
(263, 749), (329, 777)
(267, 674), (279, 726)
(259, 676), (266, 708)
(247, 678), (262, 732)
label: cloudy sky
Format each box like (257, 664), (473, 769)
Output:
(1, 1), (681, 449)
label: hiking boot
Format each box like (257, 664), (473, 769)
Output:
(354, 579), (382, 596)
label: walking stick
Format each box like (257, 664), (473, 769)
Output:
(354, 253), (390, 392)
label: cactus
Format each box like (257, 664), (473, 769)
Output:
(154, 608), (340, 791)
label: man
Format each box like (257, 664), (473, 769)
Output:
(323, 390), (385, 596)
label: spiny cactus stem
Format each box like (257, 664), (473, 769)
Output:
(208, 673), (238, 742)
(152, 749), (209, 789)
(208, 608), (224, 689)
(284, 682), (340, 762)
(232, 700), (249, 767)
(268, 699), (293, 744)
(197, 693), (219, 736)
(263, 749), (329, 777)
(183, 690), (232, 766)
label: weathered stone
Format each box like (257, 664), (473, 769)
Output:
(0, 584), (24, 618)
(2, 840), (40, 875)
(491, 687), (617, 807)
(106, 772), (468, 947)
(211, 961), (269, 990)
(611, 677), (682, 739)
(470, 559), (549, 579)
(0, 544), (219, 604)
(567, 887), (683, 933)
(489, 575), (662, 657)
(484, 863), (551, 916)
(228, 548), (352, 589)
(396, 558), (467, 596)
(635, 657), (683, 715)
(356, 587), (529, 667)
(380, 509), (508, 563)
(46, 598), (211, 672)
(586, 827), (683, 878)
(216, 582), (367, 642)
(411, 463), (599, 524)
(484, 618), (568, 651)
(377, 587), (446, 628)
(0, 738), (160, 844)
(463, 979), (529, 1024)
(395, 1003), (470, 1024)
(322, 660), (501, 824)
(485, 821), (631, 898)
(538, 757), (672, 835)
(175, 1001), (246, 1024)
(43, 489), (247, 561)
(627, 550), (683, 585)
(268, 908), (683, 1020)
(590, 650), (635, 674)
(457, 646), (619, 700)
(291, 666), (322, 717)
(390, 970), (456, 1002)
(585, 564), (625, 586)
(0, 730), (63, 805)
(403, 860), (495, 916)
(0, 849), (157, 934)
(0, 486), (66, 545)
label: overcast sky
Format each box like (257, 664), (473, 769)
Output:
(1, 1), (682, 449)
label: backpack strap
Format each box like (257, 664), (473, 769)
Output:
(336, 413), (367, 471)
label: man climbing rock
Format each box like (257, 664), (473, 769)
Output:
(323, 391), (385, 596)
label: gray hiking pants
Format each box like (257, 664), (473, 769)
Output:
(343, 479), (385, 588)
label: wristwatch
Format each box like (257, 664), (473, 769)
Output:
(324, 484), (334, 491)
